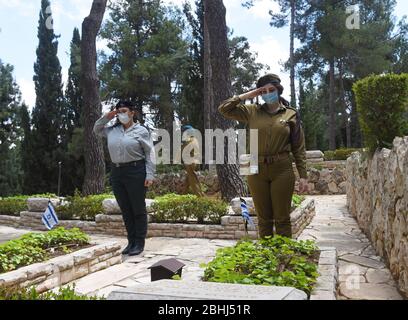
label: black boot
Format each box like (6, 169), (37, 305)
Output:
(121, 241), (134, 255)
(128, 240), (145, 256)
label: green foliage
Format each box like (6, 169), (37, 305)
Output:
(202, 236), (319, 295)
(353, 73), (408, 153)
(298, 80), (327, 151)
(0, 194), (57, 216)
(309, 164), (323, 171)
(151, 193), (228, 224)
(178, 0), (204, 132)
(0, 227), (90, 273)
(292, 194), (305, 208)
(155, 164), (184, 174)
(26, 0), (67, 195)
(324, 148), (362, 161)
(0, 284), (103, 300)
(229, 34), (268, 95)
(57, 191), (114, 221)
(0, 60), (24, 197)
(0, 197), (27, 216)
(100, 0), (188, 132)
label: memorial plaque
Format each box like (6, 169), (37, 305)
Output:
(107, 280), (307, 300)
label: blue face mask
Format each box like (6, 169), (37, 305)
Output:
(262, 91), (279, 104)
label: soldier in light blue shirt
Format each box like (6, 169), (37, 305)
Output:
(93, 100), (155, 256)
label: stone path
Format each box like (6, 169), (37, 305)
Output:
(64, 235), (237, 298)
(0, 225), (29, 244)
(299, 195), (404, 300)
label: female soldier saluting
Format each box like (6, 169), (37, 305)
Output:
(93, 100), (155, 255)
(218, 74), (308, 238)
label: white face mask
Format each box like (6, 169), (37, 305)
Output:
(118, 113), (131, 124)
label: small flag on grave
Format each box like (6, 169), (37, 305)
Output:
(42, 201), (59, 230)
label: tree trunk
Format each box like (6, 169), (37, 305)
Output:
(338, 62), (351, 148)
(328, 58), (336, 150)
(289, 0), (296, 108)
(81, 0), (107, 195)
(350, 97), (362, 148)
(204, 0), (247, 201)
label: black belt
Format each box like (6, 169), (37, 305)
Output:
(112, 160), (145, 168)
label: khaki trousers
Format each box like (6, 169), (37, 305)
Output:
(247, 158), (295, 238)
(184, 163), (205, 197)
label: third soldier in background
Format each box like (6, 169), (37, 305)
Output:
(181, 125), (205, 197)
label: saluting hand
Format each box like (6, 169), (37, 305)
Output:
(106, 109), (118, 120)
(238, 84), (275, 101)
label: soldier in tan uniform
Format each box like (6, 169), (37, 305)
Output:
(218, 74), (309, 238)
(181, 125), (205, 197)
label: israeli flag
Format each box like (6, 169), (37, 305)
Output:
(240, 197), (254, 226)
(42, 201), (59, 230)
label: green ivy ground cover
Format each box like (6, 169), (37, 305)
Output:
(151, 193), (228, 224)
(292, 194), (305, 208)
(0, 227), (90, 273)
(201, 236), (319, 295)
(0, 284), (103, 300)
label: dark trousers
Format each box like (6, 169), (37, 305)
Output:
(110, 163), (147, 245)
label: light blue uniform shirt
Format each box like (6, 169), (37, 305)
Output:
(93, 114), (155, 180)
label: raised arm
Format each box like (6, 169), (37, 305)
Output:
(218, 96), (252, 123)
(218, 85), (273, 123)
(93, 110), (117, 138)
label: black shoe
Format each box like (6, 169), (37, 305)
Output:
(128, 243), (144, 256)
(121, 242), (133, 255)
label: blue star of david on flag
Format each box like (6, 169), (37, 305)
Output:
(240, 197), (254, 227)
(42, 201), (59, 230)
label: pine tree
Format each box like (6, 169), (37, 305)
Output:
(204, 0), (248, 201)
(63, 28), (85, 195)
(81, 0), (108, 195)
(0, 60), (23, 196)
(392, 18), (408, 74)
(66, 28), (82, 129)
(178, 0), (204, 132)
(229, 34), (268, 95)
(295, 0), (398, 150)
(20, 104), (32, 195)
(29, 0), (65, 194)
(100, 0), (188, 134)
(243, 0), (307, 108)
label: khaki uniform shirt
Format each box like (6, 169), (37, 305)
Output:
(181, 136), (201, 165)
(218, 96), (308, 179)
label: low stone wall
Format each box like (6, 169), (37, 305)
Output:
(0, 215), (20, 228)
(305, 166), (347, 195)
(148, 163), (346, 197)
(0, 199), (315, 240)
(149, 171), (220, 195)
(346, 136), (408, 297)
(0, 241), (122, 293)
(310, 247), (338, 300)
